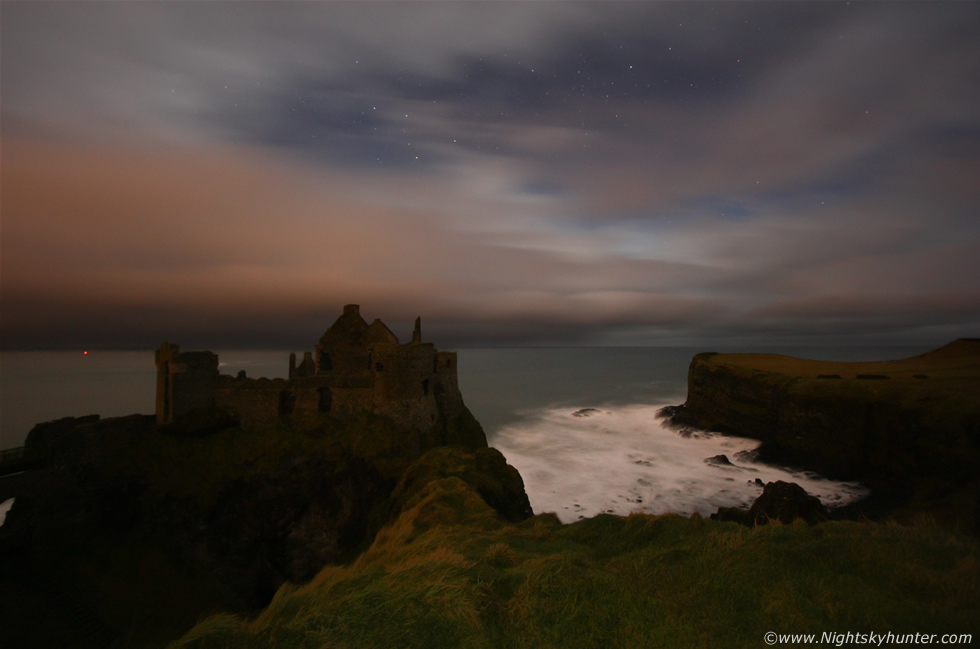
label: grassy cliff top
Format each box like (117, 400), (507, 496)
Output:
(702, 339), (980, 380)
(169, 475), (980, 649)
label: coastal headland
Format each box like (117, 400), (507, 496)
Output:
(0, 307), (531, 648)
(663, 339), (980, 531)
(1, 326), (978, 647)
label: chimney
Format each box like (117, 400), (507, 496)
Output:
(412, 317), (422, 344)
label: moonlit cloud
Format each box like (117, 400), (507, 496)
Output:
(2, 2), (979, 348)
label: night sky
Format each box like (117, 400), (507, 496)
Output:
(3, 2), (979, 349)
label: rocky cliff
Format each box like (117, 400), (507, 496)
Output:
(665, 340), (980, 530)
(0, 403), (530, 648)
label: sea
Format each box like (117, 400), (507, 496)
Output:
(0, 346), (927, 523)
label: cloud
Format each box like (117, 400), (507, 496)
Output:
(2, 2), (979, 347)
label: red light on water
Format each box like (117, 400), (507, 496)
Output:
(83, 350), (89, 355)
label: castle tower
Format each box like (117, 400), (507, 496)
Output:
(155, 342), (218, 424)
(412, 317), (422, 344)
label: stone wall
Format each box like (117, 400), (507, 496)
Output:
(213, 375), (378, 432)
(155, 343), (218, 424)
(433, 351), (462, 420)
(372, 343), (439, 433)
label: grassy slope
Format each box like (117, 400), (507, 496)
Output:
(169, 476), (980, 649)
(709, 339), (980, 380)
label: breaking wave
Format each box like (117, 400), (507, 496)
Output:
(491, 404), (867, 523)
(0, 498), (14, 528)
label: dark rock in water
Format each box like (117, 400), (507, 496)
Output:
(817, 374), (841, 379)
(748, 481), (827, 525)
(704, 454), (732, 466)
(655, 405), (682, 419)
(571, 408), (600, 418)
(856, 374), (889, 380)
(733, 449), (759, 463)
(754, 478), (765, 487)
(657, 403), (709, 438)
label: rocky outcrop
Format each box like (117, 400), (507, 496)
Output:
(713, 481), (828, 526)
(389, 446), (533, 524)
(704, 454), (733, 466)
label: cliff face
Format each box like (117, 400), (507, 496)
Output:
(680, 353), (896, 479)
(668, 341), (980, 527)
(2, 389), (523, 648)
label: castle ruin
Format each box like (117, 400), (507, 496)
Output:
(155, 305), (470, 440)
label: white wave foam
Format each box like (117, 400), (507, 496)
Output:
(0, 498), (14, 528)
(492, 404), (868, 523)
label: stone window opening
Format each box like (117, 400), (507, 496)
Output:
(279, 391), (297, 416)
(318, 387), (332, 413)
(162, 361), (171, 421)
(319, 352), (333, 371)
(422, 379), (430, 396)
(375, 362), (384, 372)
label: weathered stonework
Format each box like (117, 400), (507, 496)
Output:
(155, 305), (480, 446)
(155, 343), (219, 424)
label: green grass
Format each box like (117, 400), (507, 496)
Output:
(168, 476), (980, 649)
(707, 339), (980, 380)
